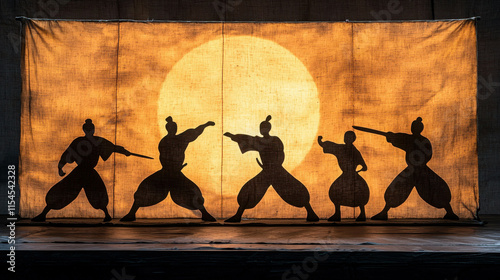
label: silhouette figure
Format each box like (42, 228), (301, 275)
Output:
(356, 117), (459, 220)
(31, 119), (132, 222)
(318, 131), (369, 221)
(120, 117), (216, 222)
(224, 115), (319, 223)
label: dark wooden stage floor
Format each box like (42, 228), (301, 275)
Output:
(2, 216), (500, 280)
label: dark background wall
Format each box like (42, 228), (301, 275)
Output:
(1, 0), (499, 215)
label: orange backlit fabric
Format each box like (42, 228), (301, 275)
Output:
(20, 20), (477, 219)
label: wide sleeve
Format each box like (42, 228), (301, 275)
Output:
(231, 134), (261, 154)
(321, 141), (341, 156)
(97, 137), (117, 161)
(388, 133), (413, 151)
(178, 128), (203, 143)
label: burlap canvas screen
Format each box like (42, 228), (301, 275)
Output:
(20, 19), (478, 219)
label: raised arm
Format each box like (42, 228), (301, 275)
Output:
(223, 132), (235, 141)
(386, 132), (413, 151)
(318, 136), (341, 155)
(224, 132), (261, 153)
(181, 121), (215, 142)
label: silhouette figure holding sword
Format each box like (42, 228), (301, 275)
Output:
(32, 119), (150, 222)
(354, 117), (459, 220)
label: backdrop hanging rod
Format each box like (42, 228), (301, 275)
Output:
(15, 16), (480, 23)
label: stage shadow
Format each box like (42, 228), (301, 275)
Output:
(354, 117), (459, 221)
(120, 116), (216, 222)
(318, 131), (369, 222)
(32, 119), (132, 222)
(223, 115), (319, 223)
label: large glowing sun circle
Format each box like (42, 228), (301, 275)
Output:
(158, 36), (320, 193)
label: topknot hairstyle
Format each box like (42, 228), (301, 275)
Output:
(83, 119), (95, 131)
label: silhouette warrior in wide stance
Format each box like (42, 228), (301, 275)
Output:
(32, 119), (131, 222)
(224, 115), (319, 223)
(318, 131), (369, 221)
(371, 117), (459, 220)
(120, 117), (216, 222)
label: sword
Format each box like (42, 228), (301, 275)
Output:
(352, 126), (388, 137)
(129, 152), (154, 159)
